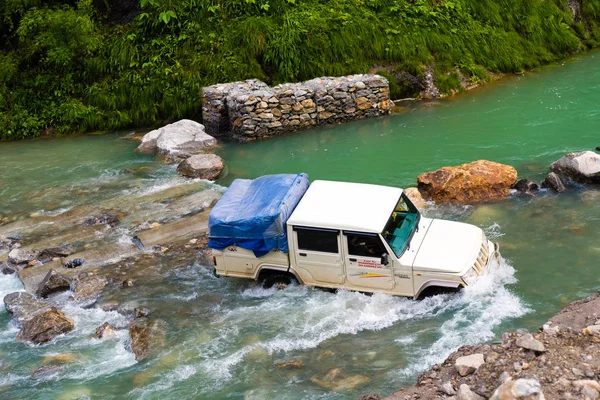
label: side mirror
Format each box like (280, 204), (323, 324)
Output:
(381, 253), (389, 266)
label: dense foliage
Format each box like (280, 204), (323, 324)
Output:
(1, 0), (599, 140)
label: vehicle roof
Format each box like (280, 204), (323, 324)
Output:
(287, 180), (403, 233)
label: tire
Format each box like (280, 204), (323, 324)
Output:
(261, 272), (296, 289)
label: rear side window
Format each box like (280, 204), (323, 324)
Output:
(295, 227), (339, 253)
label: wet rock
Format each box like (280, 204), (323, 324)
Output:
(16, 310), (74, 344)
(71, 274), (108, 305)
(83, 213), (120, 228)
(128, 318), (167, 361)
(176, 154), (224, 180)
(550, 151), (600, 183)
(310, 368), (370, 391)
(95, 322), (115, 338)
(64, 258), (86, 269)
(490, 378), (544, 400)
(35, 269), (71, 298)
(100, 301), (119, 312)
(356, 395), (380, 400)
(134, 307), (151, 318)
(8, 248), (38, 265)
(31, 364), (63, 379)
(404, 187), (426, 209)
(542, 172), (566, 193)
(516, 333), (545, 353)
(36, 244), (75, 264)
(455, 353), (485, 377)
(439, 381), (457, 395)
(417, 160), (518, 204)
(42, 353), (77, 365)
(122, 279), (134, 287)
(137, 119), (217, 159)
(275, 359), (305, 369)
(513, 179), (540, 196)
(3, 292), (55, 327)
(457, 384), (485, 400)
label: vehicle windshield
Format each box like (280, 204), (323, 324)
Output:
(382, 193), (420, 258)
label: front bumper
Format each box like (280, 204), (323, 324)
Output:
(462, 241), (500, 286)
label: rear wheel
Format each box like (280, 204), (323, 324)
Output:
(260, 272), (297, 289)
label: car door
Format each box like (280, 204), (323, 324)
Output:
(292, 226), (345, 285)
(343, 232), (394, 290)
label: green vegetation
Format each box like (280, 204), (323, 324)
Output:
(1, 0), (599, 140)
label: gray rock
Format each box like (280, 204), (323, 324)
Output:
(35, 269), (71, 298)
(137, 120), (217, 159)
(36, 244), (75, 264)
(455, 353), (485, 377)
(3, 292), (55, 327)
(490, 378), (545, 400)
(515, 333), (545, 352)
(457, 384), (485, 400)
(16, 310), (74, 344)
(95, 322), (115, 338)
(8, 248), (38, 265)
(550, 151), (600, 183)
(573, 380), (600, 399)
(542, 172), (566, 193)
(31, 364), (63, 379)
(176, 154), (224, 180)
(439, 381), (457, 395)
(71, 274), (108, 305)
(136, 129), (161, 153)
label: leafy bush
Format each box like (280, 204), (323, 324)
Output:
(0, 0), (599, 139)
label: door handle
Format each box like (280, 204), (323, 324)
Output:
(299, 253), (307, 257)
(349, 258), (357, 262)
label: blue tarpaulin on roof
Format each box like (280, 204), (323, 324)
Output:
(208, 173), (310, 257)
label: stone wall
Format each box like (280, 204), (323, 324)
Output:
(201, 79), (269, 139)
(202, 75), (392, 142)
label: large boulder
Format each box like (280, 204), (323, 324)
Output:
(3, 292), (55, 327)
(35, 269), (71, 298)
(176, 154), (224, 180)
(550, 151), (600, 183)
(128, 318), (166, 361)
(71, 274), (108, 305)
(137, 120), (217, 159)
(16, 310), (74, 344)
(417, 160), (518, 204)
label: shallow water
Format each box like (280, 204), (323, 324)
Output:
(0, 50), (599, 399)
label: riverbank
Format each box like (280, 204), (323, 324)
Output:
(2, 0), (600, 140)
(379, 290), (600, 400)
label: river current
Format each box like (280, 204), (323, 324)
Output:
(0, 50), (599, 399)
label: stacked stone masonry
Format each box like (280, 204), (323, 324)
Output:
(202, 75), (392, 142)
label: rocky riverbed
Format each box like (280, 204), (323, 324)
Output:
(377, 291), (600, 400)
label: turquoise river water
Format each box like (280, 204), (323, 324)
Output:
(0, 50), (599, 399)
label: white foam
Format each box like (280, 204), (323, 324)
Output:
(198, 256), (527, 386)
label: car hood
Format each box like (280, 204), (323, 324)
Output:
(412, 219), (482, 274)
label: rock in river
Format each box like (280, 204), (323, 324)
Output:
(176, 154), (224, 180)
(513, 179), (539, 196)
(71, 274), (108, 305)
(417, 160), (518, 204)
(35, 269), (71, 298)
(16, 310), (74, 344)
(541, 172), (566, 193)
(137, 119), (217, 159)
(129, 318), (166, 361)
(550, 150), (600, 183)
(3, 292), (55, 327)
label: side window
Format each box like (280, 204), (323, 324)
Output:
(295, 228), (339, 253)
(347, 234), (386, 258)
